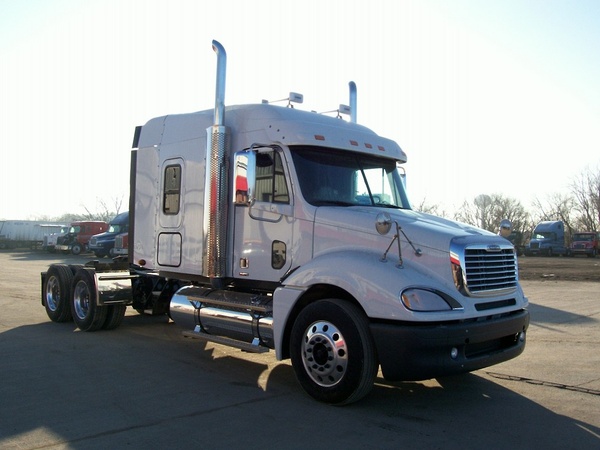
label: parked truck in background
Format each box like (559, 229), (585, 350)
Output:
(569, 231), (599, 257)
(40, 41), (529, 404)
(525, 221), (569, 256)
(43, 225), (70, 253)
(0, 220), (66, 250)
(54, 221), (108, 255)
(88, 212), (129, 258)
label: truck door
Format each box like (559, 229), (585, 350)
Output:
(232, 148), (293, 282)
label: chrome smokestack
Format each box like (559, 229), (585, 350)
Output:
(203, 40), (230, 286)
(349, 81), (357, 123)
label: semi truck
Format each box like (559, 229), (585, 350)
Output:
(0, 220), (66, 250)
(43, 225), (70, 252)
(525, 221), (569, 256)
(88, 211), (129, 258)
(569, 231), (599, 257)
(41, 40), (529, 404)
(54, 221), (109, 255)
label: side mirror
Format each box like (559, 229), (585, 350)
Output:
(233, 150), (256, 205)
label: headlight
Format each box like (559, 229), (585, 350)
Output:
(400, 288), (452, 312)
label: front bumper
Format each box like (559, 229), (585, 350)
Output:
(370, 309), (529, 381)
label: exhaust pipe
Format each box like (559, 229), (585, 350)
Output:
(203, 40), (231, 286)
(212, 40), (226, 126)
(349, 81), (357, 123)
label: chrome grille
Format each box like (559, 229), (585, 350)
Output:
(464, 247), (517, 295)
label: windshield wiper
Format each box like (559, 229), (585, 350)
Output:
(313, 200), (356, 207)
(373, 202), (402, 209)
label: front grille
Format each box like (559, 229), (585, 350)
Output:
(464, 247), (517, 295)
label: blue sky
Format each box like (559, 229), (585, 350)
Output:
(1, 0), (599, 219)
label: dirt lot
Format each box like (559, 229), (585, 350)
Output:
(518, 254), (600, 282)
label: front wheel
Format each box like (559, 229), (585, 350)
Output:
(71, 243), (83, 255)
(71, 268), (107, 331)
(290, 299), (378, 405)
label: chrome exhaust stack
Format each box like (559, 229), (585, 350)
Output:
(203, 40), (231, 287)
(349, 81), (357, 123)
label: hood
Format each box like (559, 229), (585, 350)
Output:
(313, 206), (497, 256)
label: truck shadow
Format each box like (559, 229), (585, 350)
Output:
(1, 317), (599, 449)
(527, 302), (598, 326)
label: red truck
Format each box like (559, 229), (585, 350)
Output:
(569, 232), (599, 257)
(54, 221), (108, 255)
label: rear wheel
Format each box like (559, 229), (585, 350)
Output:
(71, 269), (107, 331)
(290, 299), (378, 405)
(102, 305), (127, 330)
(43, 264), (74, 322)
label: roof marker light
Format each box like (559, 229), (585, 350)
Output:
(262, 92), (304, 108)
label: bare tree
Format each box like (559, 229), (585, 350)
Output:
(454, 194), (529, 234)
(569, 165), (600, 232)
(531, 193), (576, 237)
(81, 197), (124, 222)
(413, 199), (450, 218)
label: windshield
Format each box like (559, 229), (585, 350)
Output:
(108, 224), (126, 233)
(290, 146), (410, 209)
(573, 234), (593, 241)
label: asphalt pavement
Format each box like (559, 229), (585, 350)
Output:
(0, 251), (599, 449)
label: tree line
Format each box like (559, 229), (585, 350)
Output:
(418, 165), (600, 242)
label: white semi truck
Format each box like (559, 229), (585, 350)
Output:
(41, 41), (529, 404)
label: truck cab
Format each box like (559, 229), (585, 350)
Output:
(570, 232), (599, 257)
(55, 221), (109, 255)
(525, 221), (568, 256)
(88, 212), (129, 258)
(43, 225), (70, 253)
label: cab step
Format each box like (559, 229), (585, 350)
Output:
(182, 328), (270, 353)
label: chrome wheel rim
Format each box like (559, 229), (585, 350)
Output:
(301, 320), (348, 387)
(73, 280), (90, 320)
(45, 276), (60, 312)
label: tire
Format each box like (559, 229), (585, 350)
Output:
(71, 268), (107, 331)
(102, 305), (127, 330)
(290, 299), (378, 405)
(43, 264), (74, 322)
(71, 243), (83, 255)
